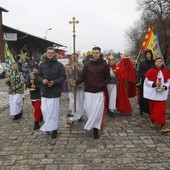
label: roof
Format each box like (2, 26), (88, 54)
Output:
(0, 6), (8, 12)
(3, 25), (66, 48)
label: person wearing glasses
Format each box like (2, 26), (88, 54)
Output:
(38, 47), (66, 138)
(71, 47), (110, 139)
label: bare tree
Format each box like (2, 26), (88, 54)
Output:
(125, 0), (170, 64)
(136, 0), (170, 64)
(125, 22), (144, 56)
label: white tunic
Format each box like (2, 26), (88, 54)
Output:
(68, 89), (84, 121)
(107, 68), (117, 110)
(9, 94), (23, 116)
(40, 97), (60, 131)
(144, 70), (170, 101)
(84, 92), (104, 130)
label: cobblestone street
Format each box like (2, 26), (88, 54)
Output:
(0, 78), (170, 170)
(0, 79), (8, 111)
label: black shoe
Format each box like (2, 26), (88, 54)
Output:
(93, 128), (99, 139)
(39, 115), (43, 123)
(51, 130), (57, 138)
(106, 109), (110, 115)
(78, 116), (83, 122)
(18, 111), (23, 119)
(139, 111), (143, 115)
(13, 114), (19, 121)
(109, 111), (115, 118)
(33, 122), (40, 130)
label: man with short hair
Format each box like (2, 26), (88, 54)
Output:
(71, 47), (110, 139)
(144, 57), (170, 132)
(38, 47), (66, 138)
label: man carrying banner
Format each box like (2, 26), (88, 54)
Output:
(5, 62), (24, 120)
(137, 49), (155, 115)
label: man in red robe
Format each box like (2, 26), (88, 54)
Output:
(144, 57), (170, 132)
(117, 55), (136, 98)
(105, 54), (132, 115)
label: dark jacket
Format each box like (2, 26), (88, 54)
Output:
(27, 73), (41, 100)
(38, 59), (66, 98)
(137, 50), (155, 85)
(76, 57), (110, 93)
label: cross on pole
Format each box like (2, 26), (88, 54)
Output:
(69, 17), (79, 55)
(69, 17), (79, 113)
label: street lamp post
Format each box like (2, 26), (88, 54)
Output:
(44, 28), (52, 39)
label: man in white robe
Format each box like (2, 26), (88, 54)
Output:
(106, 55), (118, 117)
(71, 47), (110, 139)
(38, 47), (66, 138)
(6, 62), (24, 120)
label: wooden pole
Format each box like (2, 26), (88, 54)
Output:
(134, 49), (142, 69)
(69, 17), (79, 113)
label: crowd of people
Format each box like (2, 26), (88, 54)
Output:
(5, 46), (170, 140)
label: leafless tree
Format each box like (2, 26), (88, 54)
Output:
(125, 22), (143, 56)
(126, 0), (170, 64)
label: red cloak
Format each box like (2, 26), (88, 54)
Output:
(117, 57), (136, 98)
(145, 67), (170, 82)
(112, 65), (132, 114)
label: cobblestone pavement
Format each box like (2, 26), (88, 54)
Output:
(0, 79), (8, 111)
(0, 78), (170, 170)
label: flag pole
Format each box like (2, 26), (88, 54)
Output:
(134, 49), (142, 68)
(0, 59), (5, 70)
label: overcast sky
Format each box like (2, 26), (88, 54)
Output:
(1, 0), (140, 54)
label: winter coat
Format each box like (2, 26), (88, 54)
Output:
(66, 61), (84, 92)
(76, 57), (110, 93)
(137, 50), (155, 85)
(38, 59), (66, 98)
